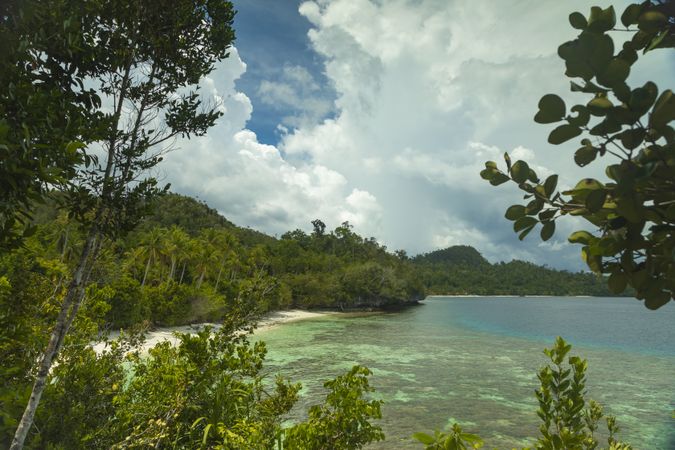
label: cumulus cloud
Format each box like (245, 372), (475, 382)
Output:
(257, 64), (334, 128)
(160, 1), (672, 270)
(163, 48), (383, 238)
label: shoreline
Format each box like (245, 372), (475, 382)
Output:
(92, 309), (332, 354)
(424, 294), (597, 298)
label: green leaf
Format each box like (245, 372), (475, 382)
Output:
(621, 3), (643, 27)
(645, 29), (668, 53)
(519, 225), (535, 241)
(608, 271), (627, 294)
(629, 81), (659, 115)
(544, 175), (558, 197)
(588, 5), (616, 32)
(412, 432), (435, 445)
(505, 205), (527, 221)
(548, 124), (582, 145)
(567, 105), (590, 127)
(574, 145), (598, 167)
(585, 189), (607, 213)
(619, 128), (646, 150)
(514, 216), (538, 233)
(511, 160), (530, 184)
(569, 12), (587, 30)
(638, 11), (667, 33)
(541, 221), (556, 241)
(650, 89), (675, 128)
(489, 172), (510, 186)
(535, 94), (566, 124)
(589, 117), (621, 136)
(597, 58), (631, 88)
(569, 230), (595, 245)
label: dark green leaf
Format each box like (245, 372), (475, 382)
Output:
(548, 124), (582, 145)
(650, 89), (675, 128)
(544, 175), (558, 197)
(586, 94), (614, 116)
(505, 205), (527, 221)
(567, 105), (590, 127)
(511, 160), (530, 184)
(514, 216), (538, 233)
(518, 225), (536, 241)
(608, 271), (627, 294)
(597, 59), (631, 88)
(619, 128), (646, 150)
(588, 6), (616, 32)
(638, 11), (667, 33)
(569, 12), (587, 30)
(585, 189), (607, 213)
(621, 3), (643, 27)
(489, 172), (510, 186)
(535, 94), (566, 124)
(574, 145), (598, 167)
(540, 221), (556, 241)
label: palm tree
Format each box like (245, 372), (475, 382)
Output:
(138, 227), (165, 286)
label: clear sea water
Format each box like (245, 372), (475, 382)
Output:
(255, 297), (675, 449)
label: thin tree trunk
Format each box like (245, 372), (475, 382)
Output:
(169, 256), (176, 282)
(10, 230), (99, 450)
(179, 261), (186, 284)
(142, 254), (152, 287)
(196, 269), (205, 289)
(11, 58), (133, 450)
(214, 262), (224, 291)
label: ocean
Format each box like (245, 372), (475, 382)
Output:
(255, 296), (675, 449)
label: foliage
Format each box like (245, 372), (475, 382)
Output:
(0, 0), (104, 248)
(534, 337), (631, 450)
(413, 424), (483, 450)
(414, 338), (632, 450)
(7, 1), (238, 448)
(415, 249), (614, 297)
(282, 365), (384, 450)
(480, 2), (675, 308)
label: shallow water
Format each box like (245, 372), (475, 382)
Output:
(255, 297), (675, 449)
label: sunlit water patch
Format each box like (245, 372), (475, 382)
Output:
(254, 297), (675, 449)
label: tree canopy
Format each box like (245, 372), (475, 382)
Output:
(481, 1), (675, 309)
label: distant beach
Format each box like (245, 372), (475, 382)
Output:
(92, 309), (330, 354)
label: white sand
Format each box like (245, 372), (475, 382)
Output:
(91, 309), (329, 354)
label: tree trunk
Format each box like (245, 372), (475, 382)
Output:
(10, 230), (99, 450)
(142, 254), (152, 287)
(179, 261), (186, 284)
(169, 256), (176, 281)
(11, 58), (132, 450)
(214, 262), (224, 291)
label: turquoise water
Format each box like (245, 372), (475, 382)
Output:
(255, 297), (675, 449)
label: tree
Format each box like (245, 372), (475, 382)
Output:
(9, 1), (236, 448)
(481, 2), (674, 309)
(414, 338), (632, 450)
(0, 0), (104, 248)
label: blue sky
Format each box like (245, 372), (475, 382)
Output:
(163, 0), (674, 271)
(232, 0), (335, 145)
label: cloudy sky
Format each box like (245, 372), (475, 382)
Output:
(162, 0), (674, 270)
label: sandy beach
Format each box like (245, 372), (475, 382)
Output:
(91, 309), (329, 354)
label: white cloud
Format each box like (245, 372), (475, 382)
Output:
(160, 1), (673, 270)
(163, 48), (383, 238)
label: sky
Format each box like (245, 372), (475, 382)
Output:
(161, 0), (674, 270)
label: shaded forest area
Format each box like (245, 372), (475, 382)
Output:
(5, 193), (613, 330)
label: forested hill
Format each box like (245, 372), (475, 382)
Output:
(415, 251), (613, 297)
(14, 192), (613, 330)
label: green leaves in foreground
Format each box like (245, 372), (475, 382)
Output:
(413, 424), (483, 450)
(414, 338), (632, 450)
(481, 1), (675, 308)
